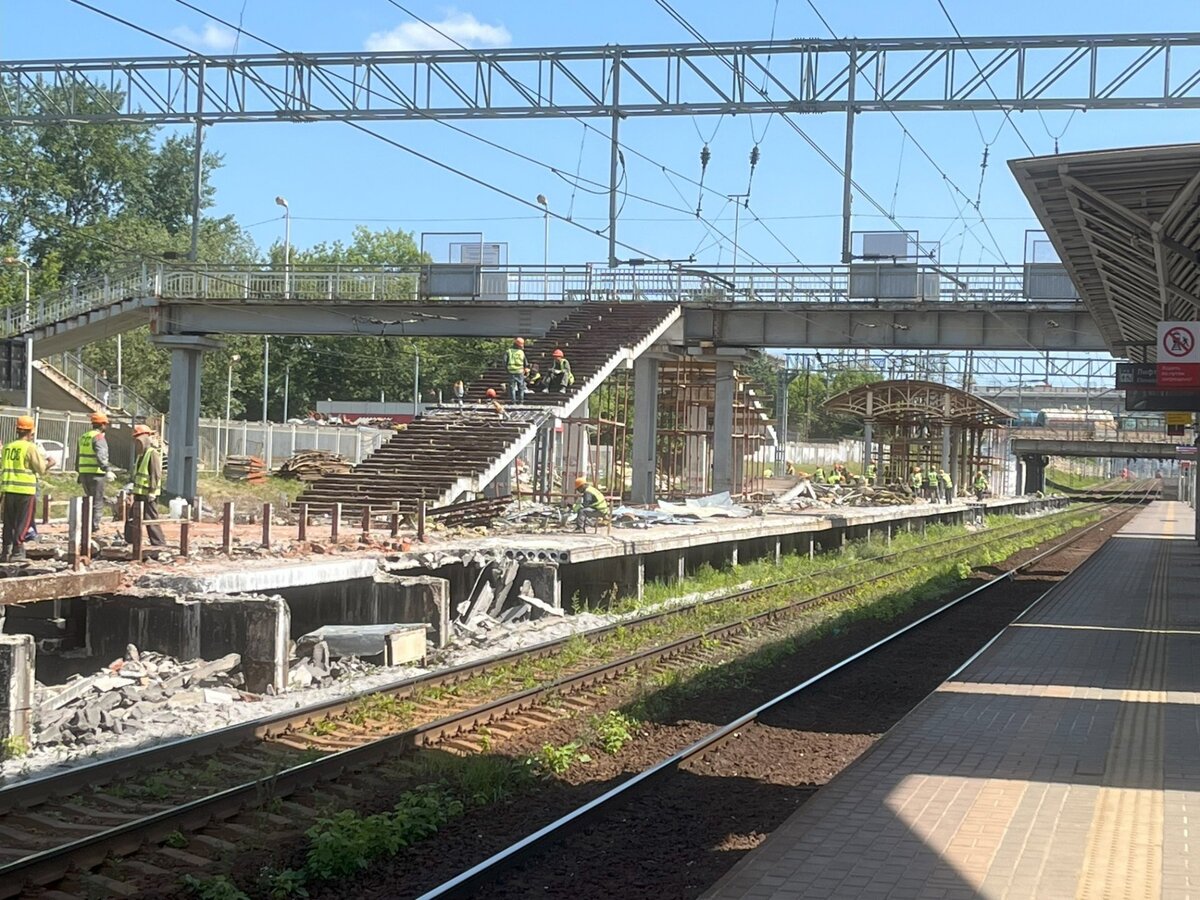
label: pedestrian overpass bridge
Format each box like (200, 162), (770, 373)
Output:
(8, 260), (1106, 499)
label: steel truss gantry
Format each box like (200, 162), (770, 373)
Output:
(5, 34), (1200, 124)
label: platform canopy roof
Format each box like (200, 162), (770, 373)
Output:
(1010, 143), (1200, 362)
(823, 380), (1015, 427)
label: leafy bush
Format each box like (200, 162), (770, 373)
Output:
(591, 711), (639, 755)
(530, 741), (591, 776)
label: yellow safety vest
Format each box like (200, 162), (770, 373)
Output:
(134, 447), (160, 499)
(77, 429), (103, 475)
(579, 484), (609, 515)
(1, 439), (38, 495)
(505, 348), (526, 374)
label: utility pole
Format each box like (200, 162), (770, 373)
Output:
(840, 47), (857, 265)
(188, 59), (205, 262)
(608, 51), (622, 268)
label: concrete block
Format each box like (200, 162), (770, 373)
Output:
(372, 574), (451, 649)
(199, 595), (290, 694)
(0, 634), (34, 747)
(516, 562), (561, 615)
(86, 593), (201, 662)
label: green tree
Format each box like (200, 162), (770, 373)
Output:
(787, 367), (879, 439)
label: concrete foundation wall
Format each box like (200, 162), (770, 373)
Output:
(283, 574), (452, 648)
(86, 593), (201, 662)
(0, 634), (34, 746)
(200, 595), (290, 694)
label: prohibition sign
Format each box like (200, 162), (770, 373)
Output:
(1163, 325), (1195, 358)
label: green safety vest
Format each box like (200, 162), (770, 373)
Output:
(505, 348), (526, 374)
(974, 476), (988, 490)
(1, 439), (38, 495)
(911, 472), (922, 487)
(134, 447), (160, 499)
(578, 484), (609, 515)
(927, 471), (939, 486)
(77, 428), (104, 475)
(814, 468), (827, 484)
(940, 471), (952, 486)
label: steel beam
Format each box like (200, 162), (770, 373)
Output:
(5, 34), (1200, 125)
(1011, 438), (1183, 459)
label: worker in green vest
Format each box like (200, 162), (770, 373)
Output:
(865, 462), (877, 484)
(505, 337), (527, 403)
(124, 424), (166, 547)
(939, 466), (953, 502)
(573, 476), (609, 531)
(813, 466), (827, 484)
(973, 471), (989, 501)
(2, 415), (51, 561)
(77, 411), (112, 532)
(910, 467), (923, 497)
(544, 349), (574, 394)
(926, 467), (939, 502)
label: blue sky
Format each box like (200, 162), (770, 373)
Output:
(4, 0), (1200, 268)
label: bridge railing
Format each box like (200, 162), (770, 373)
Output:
(5, 261), (1074, 338)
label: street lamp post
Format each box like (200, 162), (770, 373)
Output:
(275, 196), (290, 298)
(536, 194), (549, 300)
(225, 353), (241, 461)
(3, 257), (32, 411)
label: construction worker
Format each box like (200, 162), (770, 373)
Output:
(125, 424), (166, 547)
(505, 337), (527, 403)
(939, 466), (953, 502)
(926, 466), (939, 502)
(865, 462), (877, 484)
(77, 411), (112, 531)
(828, 467), (843, 486)
(573, 476), (609, 531)
(544, 349), (574, 394)
(485, 387), (507, 419)
(1, 415), (50, 561)
(452, 380), (465, 410)
(910, 466), (923, 497)
(814, 466), (827, 484)
(526, 362), (543, 392)
(973, 470), (989, 501)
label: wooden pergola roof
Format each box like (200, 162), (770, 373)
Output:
(823, 380), (1016, 427)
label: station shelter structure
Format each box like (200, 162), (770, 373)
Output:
(822, 379), (1015, 495)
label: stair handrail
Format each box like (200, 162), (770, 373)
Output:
(3, 262), (161, 337)
(39, 351), (165, 424)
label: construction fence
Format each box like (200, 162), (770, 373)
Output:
(1, 406), (391, 473)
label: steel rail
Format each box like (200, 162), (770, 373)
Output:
(0, 492), (1142, 895)
(417, 491), (1150, 898)
(0, 497), (1085, 813)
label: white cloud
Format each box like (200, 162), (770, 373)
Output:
(364, 10), (512, 52)
(171, 23), (238, 52)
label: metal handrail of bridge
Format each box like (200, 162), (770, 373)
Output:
(3, 261), (1079, 338)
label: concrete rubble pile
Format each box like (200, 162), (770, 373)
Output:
(768, 481), (918, 511)
(287, 637), (374, 689)
(34, 645), (252, 748)
(450, 556), (562, 644)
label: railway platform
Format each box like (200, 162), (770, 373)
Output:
(704, 499), (1200, 899)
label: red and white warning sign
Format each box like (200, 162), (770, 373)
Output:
(1157, 321), (1200, 387)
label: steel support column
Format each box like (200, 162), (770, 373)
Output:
(630, 355), (658, 505)
(862, 419), (873, 481)
(153, 334), (223, 500)
(712, 361), (735, 494)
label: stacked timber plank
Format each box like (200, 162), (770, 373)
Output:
(277, 450), (351, 481)
(429, 495), (512, 528)
(223, 455), (266, 483)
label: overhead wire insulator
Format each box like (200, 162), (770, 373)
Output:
(746, 144), (761, 199)
(696, 144), (711, 217)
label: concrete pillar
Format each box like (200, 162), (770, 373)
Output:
(863, 420), (873, 481)
(630, 356), (659, 504)
(712, 361), (735, 494)
(684, 405), (709, 494)
(200, 595), (290, 694)
(0, 634), (34, 749)
(153, 335), (223, 500)
(941, 424), (951, 472)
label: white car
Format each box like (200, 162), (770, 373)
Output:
(36, 439), (66, 471)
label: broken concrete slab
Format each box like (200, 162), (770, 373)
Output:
(298, 623), (426, 665)
(199, 596), (288, 695)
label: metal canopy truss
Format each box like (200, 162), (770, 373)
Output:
(1011, 143), (1200, 362)
(784, 350), (1118, 385)
(824, 380), (1016, 427)
(6, 34), (1200, 123)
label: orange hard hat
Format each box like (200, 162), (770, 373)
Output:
(514, 337), (525, 347)
(132, 424), (153, 437)
(486, 388), (497, 398)
(552, 349), (564, 358)
(16, 415), (34, 431)
(574, 476), (588, 488)
(90, 411), (109, 425)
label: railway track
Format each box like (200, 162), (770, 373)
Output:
(417, 488), (1152, 899)
(0, 488), (1153, 897)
